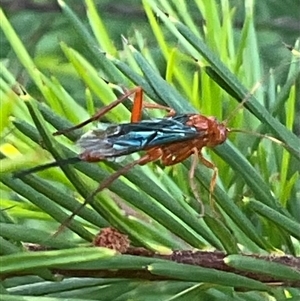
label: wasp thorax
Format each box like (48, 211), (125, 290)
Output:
(187, 114), (228, 148)
(206, 117), (228, 147)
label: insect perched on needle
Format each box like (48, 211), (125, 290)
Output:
(16, 86), (246, 223)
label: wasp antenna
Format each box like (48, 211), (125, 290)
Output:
(121, 35), (129, 45)
(283, 42), (300, 57)
(223, 49), (300, 127)
(223, 77), (266, 127)
(14, 156), (82, 178)
(283, 42), (294, 52)
(229, 129), (287, 148)
(91, 45), (106, 55)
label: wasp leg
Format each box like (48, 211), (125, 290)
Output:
(198, 152), (218, 212)
(54, 86), (177, 135)
(56, 148), (163, 235)
(142, 103), (176, 117)
(54, 87), (142, 136)
(130, 87), (176, 122)
(130, 86), (143, 122)
(189, 147), (205, 217)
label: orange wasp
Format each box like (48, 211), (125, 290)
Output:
(17, 86), (243, 222)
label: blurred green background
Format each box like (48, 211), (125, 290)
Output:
(1, 1), (300, 299)
(1, 0), (299, 84)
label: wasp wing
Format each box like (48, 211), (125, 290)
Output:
(78, 114), (205, 160)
